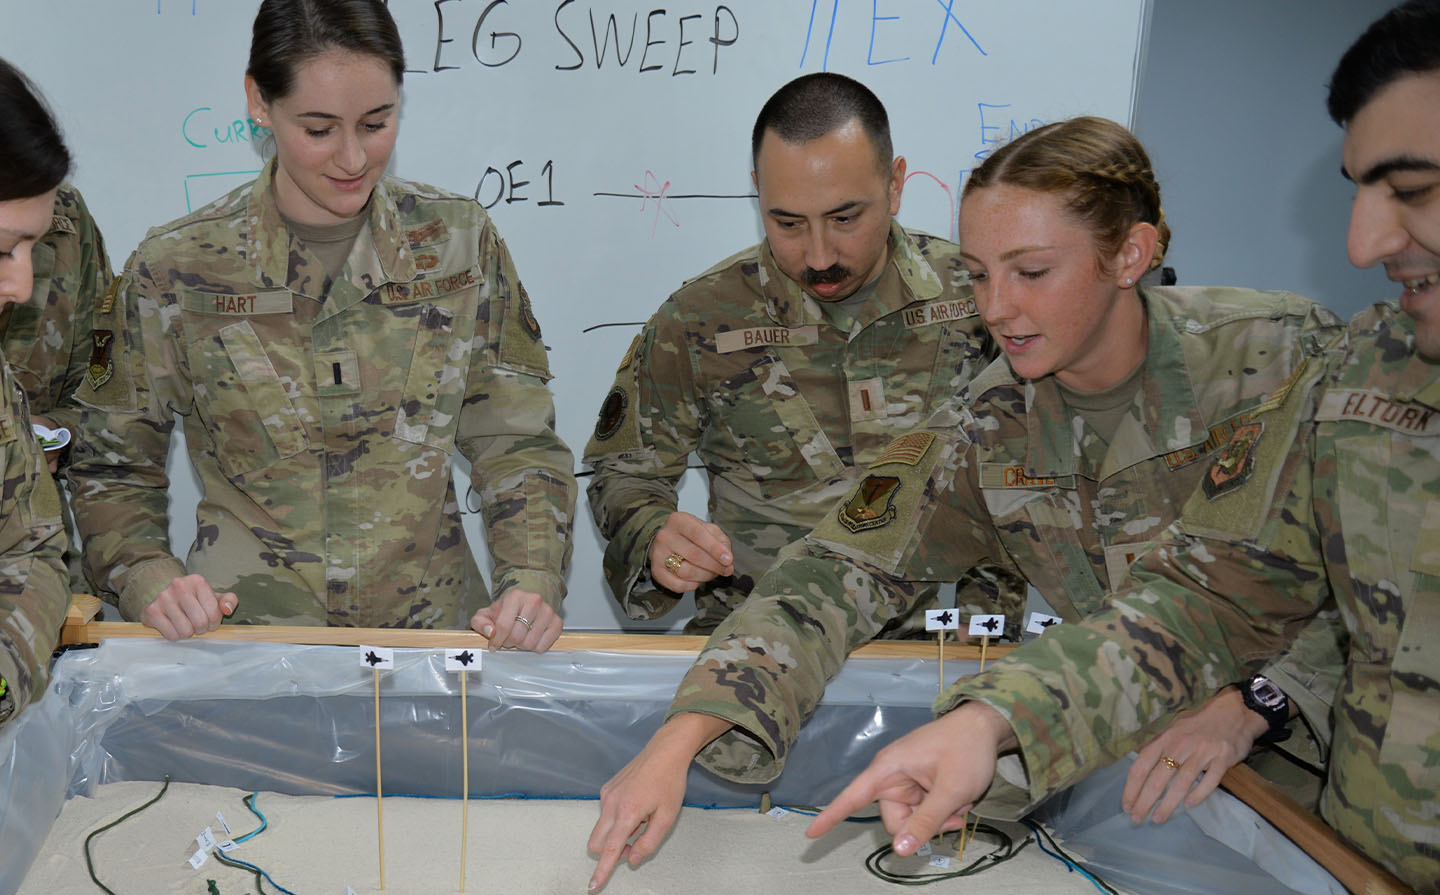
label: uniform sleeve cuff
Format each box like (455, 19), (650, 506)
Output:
(117, 557), (189, 621)
(667, 703), (785, 784)
(493, 569), (566, 613)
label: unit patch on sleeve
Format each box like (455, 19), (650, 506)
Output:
(593, 387), (628, 441)
(838, 475), (901, 532)
(517, 284), (542, 342)
(1201, 420), (1264, 499)
(85, 330), (115, 391)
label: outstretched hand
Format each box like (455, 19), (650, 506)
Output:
(806, 702), (1015, 855)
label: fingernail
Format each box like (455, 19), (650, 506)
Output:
(588, 879), (599, 891)
(894, 834), (919, 855)
(481, 624), (493, 637)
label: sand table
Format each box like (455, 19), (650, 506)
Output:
(20, 781), (1116, 894)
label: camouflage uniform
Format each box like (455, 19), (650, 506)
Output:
(584, 222), (1003, 635)
(0, 183), (112, 593)
(67, 163), (576, 628)
(666, 286), (1344, 785)
(940, 302), (1439, 892)
(0, 350), (70, 723)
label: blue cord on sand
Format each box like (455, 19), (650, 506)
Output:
(1021, 818), (1116, 895)
(232, 792), (268, 844)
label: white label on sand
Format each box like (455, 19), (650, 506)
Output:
(765, 806), (788, 819)
(929, 855), (952, 868)
(188, 848), (208, 869)
(216, 811), (231, 835)
(916, 841), (932, 856)
(196, 827), (217, 851)
(217, 840), (238, 854)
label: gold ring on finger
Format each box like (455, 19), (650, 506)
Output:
(1161, 755), (1181, 770)
(664, 552), (686, 573)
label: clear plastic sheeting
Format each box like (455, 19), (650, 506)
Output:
(1, 638), (1343, 894)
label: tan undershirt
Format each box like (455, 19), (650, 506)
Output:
(280, 206), (370, 282)
(1057, 358), (1145, 452)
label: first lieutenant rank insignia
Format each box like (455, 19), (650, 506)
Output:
(1202, 420), (1263, 499)
(839, 475), (901, 533)
(86, 330), (115, 391)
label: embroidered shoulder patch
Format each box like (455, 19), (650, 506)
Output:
(838, 475), (901, 532)
(49, 214), (77, 237)
(1202, 420), (1264, 499)
(593, 387), (628, 441)
(518, 284), (542, 342)
(871, 432), (935, 467)
(86, 330), (116, 391)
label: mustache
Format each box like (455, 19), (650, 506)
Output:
(803, 264), (851, 286)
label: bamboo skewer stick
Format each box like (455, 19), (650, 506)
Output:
(459, 672), (469, 893)
(374, 668), (386, 890)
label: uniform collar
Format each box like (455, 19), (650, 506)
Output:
(247, 161), (417, 302)
(1349, 303), (1440, 410)
(756, 220), (937, 328)
(1021, 289), (1206, 479)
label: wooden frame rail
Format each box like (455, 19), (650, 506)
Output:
(59, 595), (1014, 660)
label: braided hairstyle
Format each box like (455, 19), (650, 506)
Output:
(964, 116), (1170, 276)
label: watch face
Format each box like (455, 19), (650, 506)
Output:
(1251, 677), (1286, 710)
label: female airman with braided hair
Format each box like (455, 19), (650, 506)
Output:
(589, 115), (1347, 888)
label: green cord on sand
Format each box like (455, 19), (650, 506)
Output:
(83, 776), (172, 895)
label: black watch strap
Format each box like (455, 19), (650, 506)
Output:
(1239, 674), (1292, 744)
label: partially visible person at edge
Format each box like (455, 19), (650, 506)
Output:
(805, 3), (1440, 891)
(1, 180), (111, 594)
(585, 115), (1347, 889)
(66, 0), (576, 649)
(0, 58), (78, 726)
(582, 72), (1015, 638)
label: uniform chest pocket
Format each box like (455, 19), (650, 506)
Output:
(393, 302), (466, 453)
(185, 320), (309, 479)
(706, 355), (843, 498)
(983, 484), (1105, 617)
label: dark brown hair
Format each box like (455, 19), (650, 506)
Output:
(246, 0), (405, 102)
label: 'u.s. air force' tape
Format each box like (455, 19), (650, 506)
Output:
(444, 648), (482, 672)
(968, 614), (1005, 636)
(1026, 612), (1062, 634)
(924, 609), (961, 631)
(358, 645), (395, 669)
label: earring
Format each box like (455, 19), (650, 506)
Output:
(1124, 277), (1134, 286)
(253, 117), (264, 127)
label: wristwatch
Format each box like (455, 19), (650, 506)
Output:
(1239, 674), (1291, 744)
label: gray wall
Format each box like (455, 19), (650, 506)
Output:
(1135, 0), (1394, 318)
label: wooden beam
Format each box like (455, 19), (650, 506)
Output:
(1219, 763), (1413, 895)
(59, 612), (1018, 661)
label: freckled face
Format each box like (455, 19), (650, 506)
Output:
(754, 120), (906, 302)
(246, 50), (400, 227)
(1341, 72), (1440, 359)
(958, 184), (1151, 391)
(0, 189), (59, 309)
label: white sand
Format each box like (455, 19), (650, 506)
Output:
(19, 781), (1114, 895)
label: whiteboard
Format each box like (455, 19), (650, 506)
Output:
(2, 0), (1150, 630)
